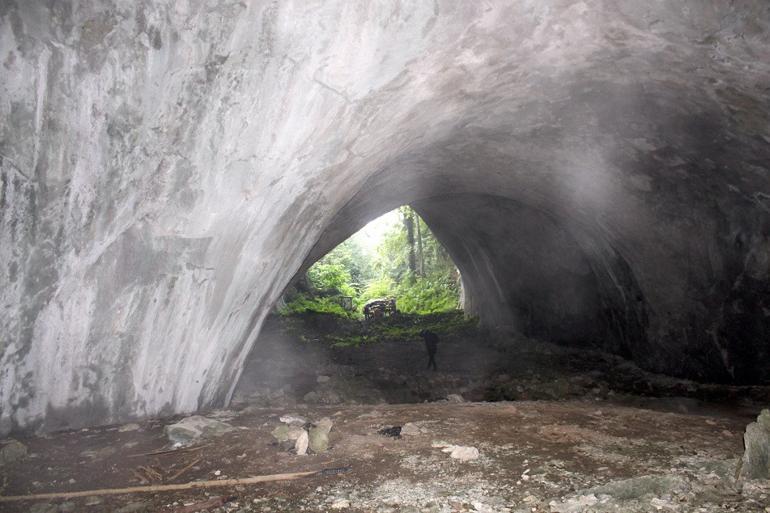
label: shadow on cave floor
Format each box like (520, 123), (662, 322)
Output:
(233, 312), (768, 421)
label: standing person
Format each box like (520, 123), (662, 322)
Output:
(419, 329), (439, 371)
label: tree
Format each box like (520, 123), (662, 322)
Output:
(401, 206), (417, 279)
(416, 211), (424, 277)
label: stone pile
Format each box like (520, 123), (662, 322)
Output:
(271, 414), (334, 455)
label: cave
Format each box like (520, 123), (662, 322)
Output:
(1, 1), (769, 511)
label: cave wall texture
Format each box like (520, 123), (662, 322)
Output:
(1, 0), (769, 434)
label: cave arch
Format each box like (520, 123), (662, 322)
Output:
(1, 1), (769, 434)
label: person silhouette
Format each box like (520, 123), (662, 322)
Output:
(419, 329), (439, 371)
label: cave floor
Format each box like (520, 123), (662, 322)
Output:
(2, 400), (769, 513)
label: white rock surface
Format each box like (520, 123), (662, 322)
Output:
(549, 494), (599, 513)
(330, 498), (350, 510)
(279, 415), (307, 426)
(441, 445), (480, 462)
(294, 429), (309, 456)
(400, 422), (421, 436)
(739, 409), (770, 480)
(165, 416), (233, 446)
(1, 1), (769, 435)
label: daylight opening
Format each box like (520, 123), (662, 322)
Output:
(280, 206), (462, 319)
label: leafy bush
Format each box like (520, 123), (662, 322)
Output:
(395, 272), (459, 314)
(360, 276), (395, 303)
(307, 262), (355, 297)
(278, 293), (354, 318)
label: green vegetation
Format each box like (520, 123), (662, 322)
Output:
(280, 206), (461, 318)
(329, 312), (477, 347)
(281, 311), (478, 348)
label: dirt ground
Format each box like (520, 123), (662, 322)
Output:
(2, 314), (768, 513)
(1, 401), (769, 513)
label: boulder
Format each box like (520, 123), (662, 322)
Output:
(400, 422), (421, 436)
(0, 439), (28, 465)
(271, 424), (305, 443)
(739, 409), (770, 480)
(164, 416), (233, 446)
(295, 429), (309, 455)
(309, 417), (333, 453)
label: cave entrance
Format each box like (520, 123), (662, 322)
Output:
(229, 195), (653, 409)
(281, 206), (462, 320)
(231, 205), (479, 406)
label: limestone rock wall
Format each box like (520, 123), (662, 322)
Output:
(1, 0), (769, 433)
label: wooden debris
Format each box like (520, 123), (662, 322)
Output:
(129, 444), (209, 458)
(138, 465), (163, 482)
(168, 458), (201, 481)
(0, 468), (343, 502)
(130, 469), (149, 485)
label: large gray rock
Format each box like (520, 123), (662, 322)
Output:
(400, 422), (421, 437)
(309, 417), (334, 453)
(0, 439), (27, 465)
(739, 409), (770, 480)
(271, 424), (305, 443)
(165, 416), (233, 446)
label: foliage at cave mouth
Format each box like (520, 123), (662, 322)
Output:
(281, 206), (461, 318)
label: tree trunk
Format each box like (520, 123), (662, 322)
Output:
(403, 208), (417, 278)
(416, 214), (424, 277)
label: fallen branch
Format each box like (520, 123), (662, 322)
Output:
(168, 458), (201, 482)
(138, 465), (163, 482)
(129, 444), (209, 458)
(0, 467), (350, 503)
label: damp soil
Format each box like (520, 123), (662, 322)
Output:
(1, 401), (768, 512)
